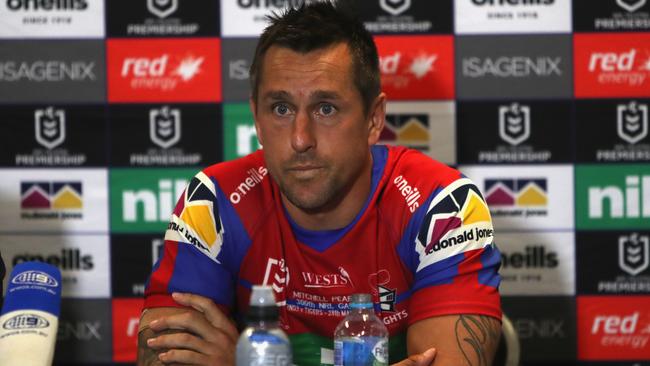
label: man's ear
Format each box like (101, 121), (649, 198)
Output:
(367, 92), (386, 145)
(250, 97), (264, 146)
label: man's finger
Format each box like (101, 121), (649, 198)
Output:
(149, 310), (228, 345)
(391, 348), (437, 366)
(158, 348), (210, 365)
(172, 292), (239, 343)
(146, 332), (212, 355)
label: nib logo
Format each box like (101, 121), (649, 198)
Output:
(499, 103), (530, 146)
(34, 107), (66, 150)
(122, 179), (186, 223)
(617, 0), (647, 12)
(588, 175), (650, 219)
(150, 106), (181, 149)
(618, 101), (648, 144)
(409, 55), (437, 79)
(619, 233), (649, 276)
(174, 56), (203, 81)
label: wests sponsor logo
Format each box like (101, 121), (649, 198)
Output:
(301, 266), (353, 289)
(107, 38), (220, 102)
(375, 35), (454, 99)
(578, 296), (650, 360)
(575, 33), (650, 97)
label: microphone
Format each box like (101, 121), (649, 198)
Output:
(0, 262), (62, 366)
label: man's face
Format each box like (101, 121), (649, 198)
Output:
(252, 42), (384, 212)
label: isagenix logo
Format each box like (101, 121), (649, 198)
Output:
(578, 166), (650, 229)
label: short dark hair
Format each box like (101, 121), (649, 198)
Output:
(249, 0), (381, 115)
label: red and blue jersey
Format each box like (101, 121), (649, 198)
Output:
(144, 145), (501, 365)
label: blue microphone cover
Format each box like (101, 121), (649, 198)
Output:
(1, 261), (62, 317)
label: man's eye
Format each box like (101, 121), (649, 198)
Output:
(318, 103), (336, 116)
(273, 104), (290, 116)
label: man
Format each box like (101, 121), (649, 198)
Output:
(138, 2), (502, 365)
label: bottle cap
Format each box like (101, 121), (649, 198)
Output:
(247, 285), (279, 322)
(350, 293), (373, 309)
(250, 285), (277, 307)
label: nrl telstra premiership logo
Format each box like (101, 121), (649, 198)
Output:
(617, 101), (648, 144)
(499, 103), (530, 146)
(617, 0), (647, 12)
(380, 0), (411, 16)
(35, 107), (66, 150)
(147, 0), (178, 18)
(150, 106), (181, 149)
(619, 233), (649, 276)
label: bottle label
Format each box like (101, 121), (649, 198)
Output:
(334, 336), (388, 366)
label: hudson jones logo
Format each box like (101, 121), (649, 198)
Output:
(485, 178), (547, 207)
(11, 270), (58, 287)
(499, 103), (530, 146)
(3, 314), (49, 330)
(147, 0), (178, 18)
(150, 106), (181, 149)
(20, 181), (83, 214)
(381, 113), (430, 150)
(618, 101), (648, 144)
(34, 107), (66, 150)
(619, 233), (649, 276)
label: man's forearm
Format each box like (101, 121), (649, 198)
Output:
(454, 315), (501, 366)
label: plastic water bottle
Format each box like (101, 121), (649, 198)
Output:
(236, 285), (292, 366)
(334, 293), (388, 366)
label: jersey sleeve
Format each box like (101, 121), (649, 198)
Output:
(407, 177), (502, 325)
(144, 170), (251, 313)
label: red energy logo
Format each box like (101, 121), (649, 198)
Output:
(107, 38), (221, 102)
(374, 35), (455, 100)
(112, 298), (144, 362)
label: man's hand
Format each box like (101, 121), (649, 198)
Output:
(391, 348), (437, 366)
(137, 293), (238, 366)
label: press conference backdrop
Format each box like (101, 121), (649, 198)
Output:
(0, 0), (648, 364)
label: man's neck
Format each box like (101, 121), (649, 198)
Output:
(281, 154), (374, 231)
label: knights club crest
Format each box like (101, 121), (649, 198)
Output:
(35, 107), (66, 150)
(617, 101), (648, 145)
(619, 233), (649, 276)
(150, 106), (181, 149)
(499, 103), (530, 146)
(147, 0), (178, 18)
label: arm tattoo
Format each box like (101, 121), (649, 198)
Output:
(454, 315), (500, 366)
(136, 327), (184, 366)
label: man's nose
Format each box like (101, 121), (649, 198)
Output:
(291, 110), (316, 153)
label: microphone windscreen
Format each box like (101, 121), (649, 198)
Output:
(1, 261), (62, 316)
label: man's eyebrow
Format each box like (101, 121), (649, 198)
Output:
(311, 90), (342, 100)
(262, 90), (292, 101)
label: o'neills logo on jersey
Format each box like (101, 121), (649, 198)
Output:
(575, 34), (650, 97)
(375, 35), (454, 100)
(392, 175), (421, 213)
(229, 166), (268, 204)
(108, 39), (221, 102)
(301, 266), (353, 289)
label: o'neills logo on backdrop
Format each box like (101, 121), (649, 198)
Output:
(575, 33), (650, 97)
(107, 38), (221, 102)
(375, 35), (454, 100)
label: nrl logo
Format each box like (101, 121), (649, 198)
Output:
(148, 0), (178, 18)
(35, 107), (66, 150)
(619, 233), (649, 276)
(499, 103), (530, 146)
(150, 106), (181, 149)
(617, 0), (646, 12)
(380, 0), (411, 16)
(617, 101), (648, 144)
